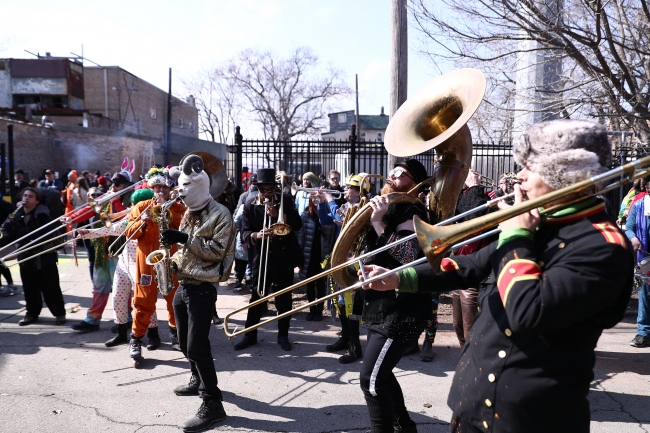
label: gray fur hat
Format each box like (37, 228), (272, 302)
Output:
(513, 119), (612, 190)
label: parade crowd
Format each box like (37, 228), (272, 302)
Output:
(0, 118), (647, 433)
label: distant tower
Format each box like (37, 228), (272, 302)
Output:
(513, 0), (564, 134)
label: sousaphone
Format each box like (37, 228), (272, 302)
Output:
(179, 151), (228, 197)
(330, 68), (487, 288)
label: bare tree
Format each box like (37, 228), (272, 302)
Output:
(181, 68), (241, 144)
(222, 47), (351, 140)
(411, 0), (650, 144)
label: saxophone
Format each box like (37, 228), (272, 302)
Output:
(145, 197), (178, 296)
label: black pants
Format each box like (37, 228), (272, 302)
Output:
(245, 270), (294, 339)
(305, 267), (326, 313)
(0, 263), (13, 285)
(173, 282), (222, 401)
(234, 258), (247, 282)
(339, 314), (360, 342)
(360, 325), (418, 433)
(20, 264), (65, 318)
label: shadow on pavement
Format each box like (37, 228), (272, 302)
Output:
(218, 391), (451, 432)
(594, 349), (650, 376)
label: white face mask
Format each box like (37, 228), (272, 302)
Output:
(177, 170), (211, 211)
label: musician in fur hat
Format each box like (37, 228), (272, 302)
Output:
(361, 119), (634, 433)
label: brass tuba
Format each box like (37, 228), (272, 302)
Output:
(330, 68), (486, 288)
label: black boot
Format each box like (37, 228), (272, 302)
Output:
(174, 375), (200, 396)
(71, 321), (100, 333)
(339, 340), (362, 364)
(212, 311), (221, 325)
(277, 334), (292, 351)
(129, 335), (143, 359)
(234, 335), (257, 350)
(326, 337), (349, 352)
(182, 399), (227, 432)
(420, 340), (434, 362)
(111, 320), (131, 334)
(146, 327), (161, 350)
(394, 418), (418, 433)
(169, 327), (181, 351)
(105, 323), (129, 347)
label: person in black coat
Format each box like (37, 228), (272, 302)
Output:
(0, 187), (66, 325)
(360, 120), (634, 433)
(235, 168), (303, 351)
(358, 159), (432, 433)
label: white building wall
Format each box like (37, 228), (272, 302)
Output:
(0, 61), (11, 108)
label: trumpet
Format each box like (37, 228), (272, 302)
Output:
(88, 180), (144, 213)
(291, 183), (342, 199)
(468, 170), (495, 189)
(223, 158), (650, 339)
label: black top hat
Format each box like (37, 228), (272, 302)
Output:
(394, 159), (428, 184)
(255, 168), (277, 185)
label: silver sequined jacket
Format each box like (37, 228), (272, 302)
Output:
(172, 199), (235, 284)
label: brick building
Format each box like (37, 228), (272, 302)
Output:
(0, 55), (225, 184)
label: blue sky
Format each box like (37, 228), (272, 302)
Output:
(1, 0), (446, 136)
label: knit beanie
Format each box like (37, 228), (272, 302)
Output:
(303, 172), (319, 186)
(131, 188), (154, 205)
(512, 119), (612, 190)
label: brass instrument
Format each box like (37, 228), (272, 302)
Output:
(385, 68), (486, 223)
(88, 179), (145, 213)
(270, 177), (291, 236)
(145, 196), (178, 296)
(0, 180), (142, 258)
(329, 69), (486, 288)
(222, 159), (650, 339)
(468, 169), (495, 189)
(1, 209), (130, 267)
(291, 182), (343, 199)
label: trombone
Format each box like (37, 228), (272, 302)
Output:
(257, 178), (292, 297)
(1, 209), (131, 267)
(223, 187), (515, 339)
(223, 158), (650, 339)
(291, 183), (343, 199)
(88, 179), (145, 213)
(0, 180), (143, 258)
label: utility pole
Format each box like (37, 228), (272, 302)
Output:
(389, 0), (408, 168)
(165, 68), (173, 165)
(355, 74), (360, 141)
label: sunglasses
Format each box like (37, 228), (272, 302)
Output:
(259, 187), (275, 194)
(330, 177), (340, 181)
(388, 168), (415, 182)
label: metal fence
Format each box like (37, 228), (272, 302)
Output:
(227, 126), (518, 193)
(226, 126), (650, 217)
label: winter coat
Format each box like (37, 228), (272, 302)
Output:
(296, 209), (334, 279)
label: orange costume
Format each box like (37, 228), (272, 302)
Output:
(125, 198), (186, 338)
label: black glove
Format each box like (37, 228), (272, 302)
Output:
(160, 229), (189, 246)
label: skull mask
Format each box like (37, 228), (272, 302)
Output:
(170, 155), (212, 211)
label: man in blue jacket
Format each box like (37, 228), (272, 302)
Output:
(624, 175), (650, 347)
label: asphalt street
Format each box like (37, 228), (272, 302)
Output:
(0, 251), (648, 433)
